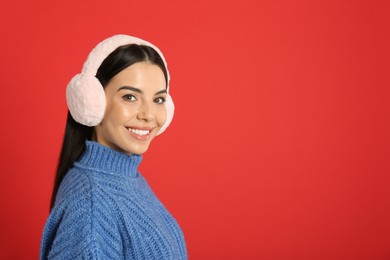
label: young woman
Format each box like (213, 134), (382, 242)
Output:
(40, 35), (187, 259)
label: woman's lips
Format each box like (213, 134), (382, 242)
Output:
(126, 127), (153, 140)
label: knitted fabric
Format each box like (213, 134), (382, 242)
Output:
(40, 141), (187, 259)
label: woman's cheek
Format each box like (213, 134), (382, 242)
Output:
(116, 102), (137, 119)
(158, 105), (167, 126)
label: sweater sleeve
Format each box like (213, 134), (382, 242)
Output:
(40, 170), (123, 260)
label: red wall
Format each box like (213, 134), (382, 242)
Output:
(0, 0), (389, 259)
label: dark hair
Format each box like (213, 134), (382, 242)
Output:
(50, 44), (168, 211)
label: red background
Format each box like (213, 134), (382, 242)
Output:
(0, 0), (389, 259)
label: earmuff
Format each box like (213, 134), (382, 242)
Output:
(66, 34), (174, 135)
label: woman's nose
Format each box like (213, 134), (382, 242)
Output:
(137, 102), (154, 122)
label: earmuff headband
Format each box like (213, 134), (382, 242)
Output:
(66, 34), (174, 135)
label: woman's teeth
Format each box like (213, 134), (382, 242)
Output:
(128, 128), (150, 136)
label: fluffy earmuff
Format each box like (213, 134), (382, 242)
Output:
(66, 34), (174, 135)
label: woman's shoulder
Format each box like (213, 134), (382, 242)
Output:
(41, 167), (123, 259)
(54, 162), (147, 214)
(53, 164), (126, 210)
(53, 165), (97, 209)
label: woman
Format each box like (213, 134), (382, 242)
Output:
(40, 35), (187, 259)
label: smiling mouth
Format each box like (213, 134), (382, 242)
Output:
(128, 128), (150, 136)
(126, 127), (153, 140)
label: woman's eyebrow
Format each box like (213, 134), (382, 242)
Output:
(118, 86), (167, 96)
(118, 86), (142, 94)
(155, 89), (167, 95)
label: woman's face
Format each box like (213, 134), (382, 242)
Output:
(94, 62), (167, 155)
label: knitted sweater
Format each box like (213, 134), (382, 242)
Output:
(40, 141), (187, 259)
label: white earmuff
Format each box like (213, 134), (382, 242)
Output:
(66, 34), (174, 135)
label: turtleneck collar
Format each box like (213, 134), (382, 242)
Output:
(75, 141), (142, 178)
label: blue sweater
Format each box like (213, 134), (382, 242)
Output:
(40, 141), (187, 259)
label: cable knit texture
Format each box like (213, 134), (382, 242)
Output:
(40, 141), (187, 259)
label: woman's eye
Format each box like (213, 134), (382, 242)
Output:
(123, 94), (137, 102)
(154, 97), (166, 104)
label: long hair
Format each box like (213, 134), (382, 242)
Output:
(50, 44), (168, 211)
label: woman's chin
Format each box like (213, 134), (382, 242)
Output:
(121, 142), (150, 155)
